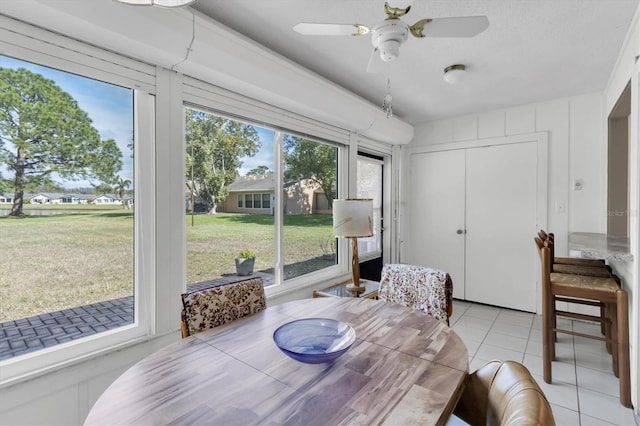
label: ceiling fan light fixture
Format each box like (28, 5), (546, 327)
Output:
(372, 20), (408, 62)
(379, 39), (401, 61)
(443, 64), (466, 84)
(114, 0), (196, 7)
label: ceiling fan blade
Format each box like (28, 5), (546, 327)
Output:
(410, 16), (489, 38)
(293, 23), (370, 36)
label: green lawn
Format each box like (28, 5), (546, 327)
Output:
(0, 207), (333, 322)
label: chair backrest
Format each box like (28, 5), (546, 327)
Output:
(534, 237), (552, 281)
(180, 277), (266, 338)
(378, 263), (453, 322)
(454, 360), (556, 426)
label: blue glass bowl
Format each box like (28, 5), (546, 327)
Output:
(273, 318), (356, 364)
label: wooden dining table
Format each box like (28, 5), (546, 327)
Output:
(84, 296), (469, 426)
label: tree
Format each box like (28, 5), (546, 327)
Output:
(247, 165), (270, 176)
(94, 183), (113, 195)
(0, 173), (10, 195)
(283, 135), (337, 207)
(115, 176), (131, 209)
(185, 109), (260, 214)
(0, 67), (123, 216)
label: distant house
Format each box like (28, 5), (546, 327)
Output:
(218, 173), (331, 215)
(93, 194), (122, 205)
(29, 192), (90, 205)
(219, 174), (275, 214)
(29, 193), (56, 204)
(59, 193), (89, 204)
(0, 193), (12, 204)
(283, 179), (331, 215)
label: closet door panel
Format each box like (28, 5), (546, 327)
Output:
(465, 142), (538, 312)
(406, 150), (466, 299)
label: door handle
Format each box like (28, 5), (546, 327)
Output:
(456, 229), (464, 235)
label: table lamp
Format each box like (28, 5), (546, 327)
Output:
(333, 198), (374, 292)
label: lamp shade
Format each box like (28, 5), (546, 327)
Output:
(333, 199), (374, 238)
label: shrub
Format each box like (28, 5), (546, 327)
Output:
(237, 249), (256, 259)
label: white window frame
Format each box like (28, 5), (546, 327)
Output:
(357, 155), (384, 261)
(181, 95), (349, 295)
(0, 16), (156, 386)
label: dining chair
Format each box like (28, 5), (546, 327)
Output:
(453, 360), (556, 426)
(542, 231), (612, 278)
(378, 263), (453, 324)
(180, 277), (266, 338)
(534, 237), (631, 407)
(538, 229), (608, 267)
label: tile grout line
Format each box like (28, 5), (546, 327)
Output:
(571, 319), (582, 426)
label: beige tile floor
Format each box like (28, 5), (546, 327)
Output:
(448, 299), (638, 425)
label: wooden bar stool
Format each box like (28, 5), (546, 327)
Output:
(540, 231), (613, 337)
(535, 237), (631, 407)
(538, 230), (611, 276)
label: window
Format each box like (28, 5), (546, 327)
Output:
(0, 16), (157, 384)
(0, 13), (354, 386)
(184, 107), (275, 284)
(236, 193), (270, 210)
(0, 51), (149, 368)
(282, 133), (338, 279)
(184, 106), (343, 288)
(357, 155), (383, 257)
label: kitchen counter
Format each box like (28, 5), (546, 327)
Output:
(568, 232), (633, 262)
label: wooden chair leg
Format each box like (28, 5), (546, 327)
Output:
(616, 289), (631, 408)
(605, 303), (613, 355)
(552, 303), (558, 344)
(611, 302), (619, 377)
(542, 288), (553, 383)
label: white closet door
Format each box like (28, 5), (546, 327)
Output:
(465, 142), (538, 312)
(407, 150), (466, 299)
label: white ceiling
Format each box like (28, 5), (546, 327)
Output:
(192, 0), (639, 125)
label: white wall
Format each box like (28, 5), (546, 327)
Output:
(409, 92), (606, 256)
(605, 4), (639, 410)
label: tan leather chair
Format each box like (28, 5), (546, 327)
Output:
(453, 360), (555, 425)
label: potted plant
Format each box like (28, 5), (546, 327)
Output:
(235, 249), (256, 276)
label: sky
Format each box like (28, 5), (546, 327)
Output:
(0, 54), (134, 190)
(0, 53), (276, 191)
(239, 126), (275, 176)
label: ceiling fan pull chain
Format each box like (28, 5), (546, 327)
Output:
(382, 77), (393, 119)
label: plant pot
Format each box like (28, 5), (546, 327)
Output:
(235, 257), (255, 276)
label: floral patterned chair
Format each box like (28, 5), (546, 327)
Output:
(378, 263), (453, 325)
(180, 277), (266, 338)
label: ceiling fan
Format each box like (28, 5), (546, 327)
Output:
(293, 2), (489, 72)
